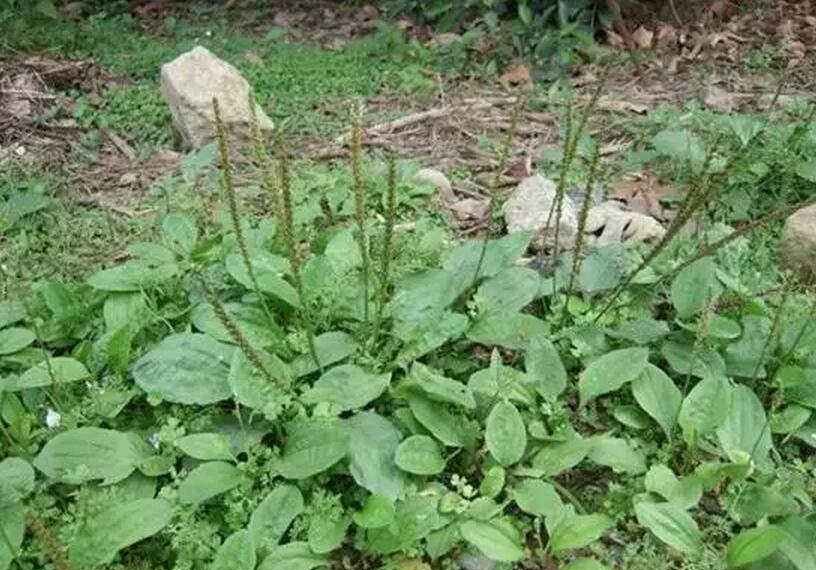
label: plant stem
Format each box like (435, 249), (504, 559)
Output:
(350, 104), (371, 324)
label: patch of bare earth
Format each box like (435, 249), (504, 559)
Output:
(0, 56), (180, 215)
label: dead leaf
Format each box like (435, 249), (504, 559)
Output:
(609, 171), (677, 221)
(605, 29), (626, 48)
(632, 26), (654, 49)
(500, 64), (531, 86)
(655, 24), (678, 48)
(597, 97), (648, 114)
(704, 85), (740, 113)
(448, 198), (490, 221)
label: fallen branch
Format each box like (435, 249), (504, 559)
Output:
(103, 129), (137, 162)
(335, 97), (517, 144)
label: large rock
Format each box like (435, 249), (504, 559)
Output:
(160, 46), (273, 149)
(502, 175), (578, 250)
(780, 203), (816, 281)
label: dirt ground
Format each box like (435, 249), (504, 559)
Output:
(1, 0), (813, 216)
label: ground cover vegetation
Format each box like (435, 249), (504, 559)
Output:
(1, 1), (816, 570)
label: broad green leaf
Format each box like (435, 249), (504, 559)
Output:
(395, 435), (445, 475)
(526, 334), (567, 400)
(443, 232), (532, 281)
(795, 159), (816, 183)
(662, 341), (726, 378)
(347, 412), (406, 500)
(612, 405), (652, 430)
(408, 392), (474, 448)
(308, 516), (349, 554)
(249, 485), (304, 551)
(578, 347), (649, 404)
(512, 479), (563, 517)
(708, 315), (742, 339)
(303, 365), (390, 412)
(259, 541), (329, 570)
(579, 243), (625, 293)
(717, 385), (772, 467)
(549, 513), (612, 553)
(211, 530), (256, 570)
(635, 501), (702, 554)
(485, 401), (526, 466)
(564, 559), (609, 570)
(631, 364), (682, 438)
(728, 483), (798, 526)
(644, 465), (702, 509)
(132, 334), (234, 405)
(588, 436), (646, 474)
(679, 374), (732, 444)
(671, 257), (721, 319)
(467, 312), (548, 350)
(468, 361), (536, 407)
(395, 310), (468, 364)
(88, 260), (178, 292)
(474, 267), (542, 315)
(161, 213), (197, 255)
(725, 316), (772, 378)
(228, 350), (291, 417)
(68, 499), (174, 567)
(192, 302), (283, 349)
(785, 368), (816, 409)
(291, 331), (355, 377)
(0, 504), (25, 570)
(34, 427), (144, 485)
(426, 525), (461, 560)
(6, 357), (90, 391)
(353, 495), (395, 529)
(467, 497), (503, 520)
(771, 405), (812, 434)
(226, 251), (299, 306)
(178, 461), (245, 505)
(175, 433), (234, 462)
(727, 526), (786, 568)
(0, 301), (25, 329)
(0, 328), (34, 356)
(0, 458), (34, 506)
(103, 292), (150, 331)
(531, 437), (592, 477)
(778, 516), (816, 570)
(608, 318), (670, 345)
(480, 465), (506, 499)
(459, 520), (524, 563)
(278, 418), (349, 479)
(652, 129), (705, 169)
(405, 362), (476, 409)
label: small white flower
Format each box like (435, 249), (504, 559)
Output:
(14, 145), (25, 156)
(148, 433), (161, 450)
(205, 30), (212, 37)
(45, 408), (61, 429)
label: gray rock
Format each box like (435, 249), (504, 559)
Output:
(502, 175), (578, 250)
(160, 46), (273, 149)
(780, 203), (816, 281)
(412, 168), (455, 202)
(585, 200), (665, 245)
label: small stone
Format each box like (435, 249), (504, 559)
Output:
(780, 203), (816, 281)
(502, 175), (578, 250)
(119, 172), (138, 186)
(412, 168), (455, 203)
(585, 201), (665, 245)
(160, 46), (273, 149)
